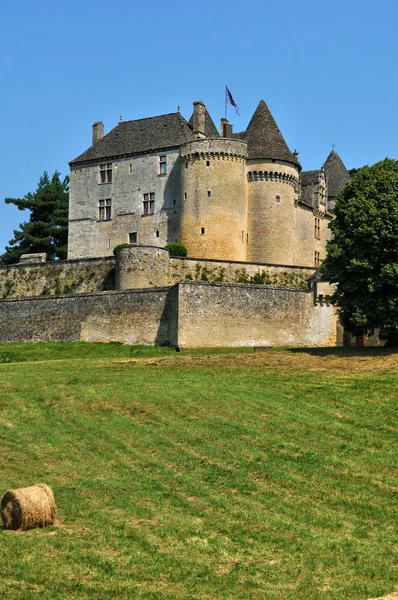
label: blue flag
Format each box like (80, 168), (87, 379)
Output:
(226, 86), (240, 116)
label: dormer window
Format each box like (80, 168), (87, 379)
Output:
(100, 163), (112, 183)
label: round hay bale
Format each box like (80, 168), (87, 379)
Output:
(1, 484), (56, 531)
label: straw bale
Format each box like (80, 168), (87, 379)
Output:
(1, 483), (56, 531)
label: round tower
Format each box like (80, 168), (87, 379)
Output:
(179, 138), (248, 261)
(246, 101), (301, 265)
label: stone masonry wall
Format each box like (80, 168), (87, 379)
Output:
(0, 288), (176, 345)
(0, 252), (315, 299)
(176, 281), (338, 348)
(0, 257), (115, 299)
(68, 150), (181, 259)
(168, 257), (314, 287)
(0, 281), (337, 348)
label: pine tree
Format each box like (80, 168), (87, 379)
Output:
(1, 171), (69, 264)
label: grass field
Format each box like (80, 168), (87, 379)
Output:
(0, 343), (397, 599)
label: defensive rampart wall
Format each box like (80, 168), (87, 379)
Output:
(0, 281), (338, 348)
(0, 248), (315, 298)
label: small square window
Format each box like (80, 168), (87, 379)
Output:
(201, 227), (205, 235)
(129, 232), (137, 243)
(207, 191), (211, 197)
(98, 198), (112, 221)
(276, 194), (281, 202)
(159, 155), (167, 175)
(206, 160), (210, 167)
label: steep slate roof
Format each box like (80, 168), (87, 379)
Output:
(188, 106), (220, 138)
(323, 150), (350, 197)
(70, 112), (196, 165)
(301, 169), (321, 186)
(242, 100), (301, 168)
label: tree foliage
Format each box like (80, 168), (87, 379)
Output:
(1, 171), (69, 264)
(321, 158), (398, 344)
(164, 243), (188, 257)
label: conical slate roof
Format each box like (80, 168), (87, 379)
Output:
(323, 150), (350, 197)
(244, 100), (300, 167)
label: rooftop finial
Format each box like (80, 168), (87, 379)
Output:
(177, 106), (180, 113)
(331, 142), (336, 150)
(120, 115), (123, 122)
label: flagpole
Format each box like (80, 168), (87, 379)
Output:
(225, 85), (227, 120)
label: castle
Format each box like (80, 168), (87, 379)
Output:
(68, 100), (350, 267)
(0, 99), (352, 348)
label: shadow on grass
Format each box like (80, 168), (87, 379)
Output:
(285, 346), (398, 358)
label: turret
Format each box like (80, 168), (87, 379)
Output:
(179, 138), (248, 261)
(244, 100), (301, 265)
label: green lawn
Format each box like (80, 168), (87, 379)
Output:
(0, 343), (396, 599)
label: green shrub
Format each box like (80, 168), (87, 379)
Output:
(113, 243), (133, 256)
(164, 243), (188, 257)
(234, 268), (250, 283)
(3, 279), (14, 298)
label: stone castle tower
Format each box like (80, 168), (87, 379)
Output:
(68, 99), (350, 267)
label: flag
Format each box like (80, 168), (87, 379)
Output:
(226, 86), (240, 115)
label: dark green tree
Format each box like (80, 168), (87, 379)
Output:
(1, 171), (69, 264)
(321, 158), (398, 345)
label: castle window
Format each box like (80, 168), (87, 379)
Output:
(142, 193), (155, 215)
(276, 194), (281, 202)
(207, 191), (211, 197)
(184, 192), (187, 200)
(98, 199), (112, 221)
(156, 230), (160, 238)
(100, 163), (112, 183)
(314, 251), (321, 267)
(201, 227), (205, 235)
(315, 218), (321, 240)
(159, 155), (167, 175)
(206, 160), (210, 167)
(185, 162), (188, 170)
(129, 163), (133, 174)
(129, 232), (137, 243)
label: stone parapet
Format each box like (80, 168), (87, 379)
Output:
(179, 138), (247, 161)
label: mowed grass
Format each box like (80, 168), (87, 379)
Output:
(0, 343), (397, 600)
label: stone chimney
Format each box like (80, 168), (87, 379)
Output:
(220, 118), (233, 138)
(192, 101), (206, 138)
(92, 121), (104, 145)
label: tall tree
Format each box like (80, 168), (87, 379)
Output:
(1, 171), (69, 264)
(321, 158), (398, 345)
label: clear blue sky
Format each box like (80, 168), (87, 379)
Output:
(1, 0), (397, 253)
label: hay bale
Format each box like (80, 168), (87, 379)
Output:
(1, 484), (56, 531)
